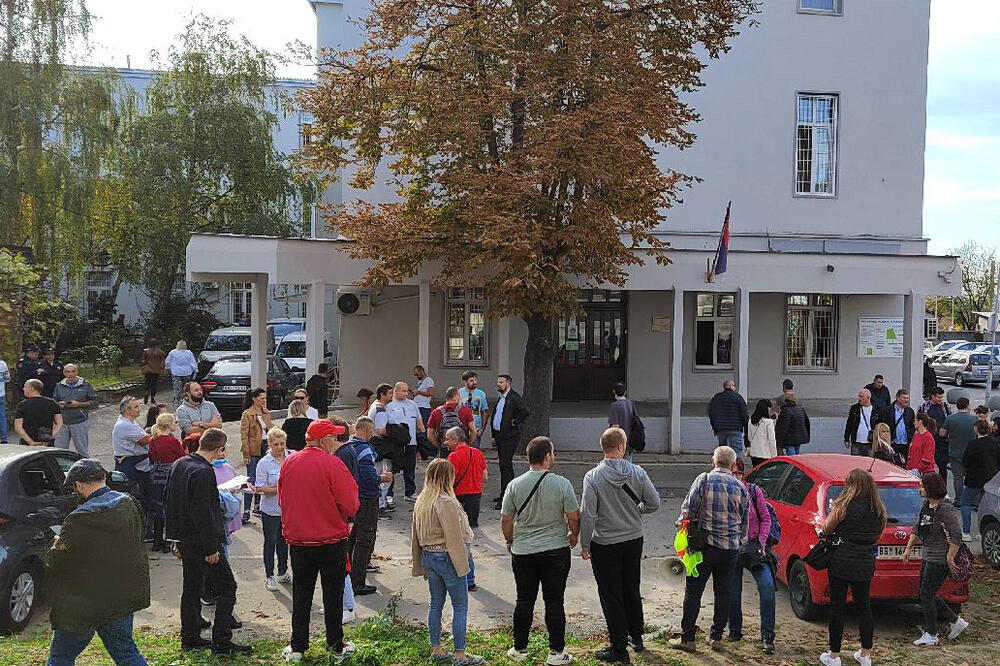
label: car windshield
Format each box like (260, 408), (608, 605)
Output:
(211, 361), (251, 376)
(277, 341), (306, 357)
(826, 484), (921, 526)
(204, 334), (251, 351)
(272, 323), (303, 339)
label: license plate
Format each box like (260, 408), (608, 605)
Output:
(878, 545), (920, 560)
(219, 385), (249, 392)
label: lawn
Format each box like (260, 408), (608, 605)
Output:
(83, 363), (145, 390)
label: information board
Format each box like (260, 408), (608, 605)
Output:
(858, 317), (904, 358)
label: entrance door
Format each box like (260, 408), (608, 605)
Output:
(553, 290), (626, 401)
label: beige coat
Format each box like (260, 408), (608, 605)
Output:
(240, 403), (271, 463)
(411, 496), (473, 577)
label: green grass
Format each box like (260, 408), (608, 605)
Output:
(86, 363), (145, 390)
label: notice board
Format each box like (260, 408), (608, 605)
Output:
(858, 317), (904, 358)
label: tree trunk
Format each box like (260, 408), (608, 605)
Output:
(520, 314), (558, 450)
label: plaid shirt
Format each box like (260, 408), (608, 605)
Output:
(679, 467), (749, 551)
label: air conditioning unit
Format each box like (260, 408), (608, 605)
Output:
(336, 289), (371, 316)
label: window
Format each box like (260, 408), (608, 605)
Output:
(747, 461), (790, 500)
(19, 459), (62, 499)
(229, 282), (252, 325)
(924, 318), (938, 340)
(84, 270), (113, 320)
(776, 468), (815, 507)
(799, 0), (842, 14)
(827, 485), (921, 525)
(694, 293), (734, 368)
(786, 294), (838, 371)
(445, 288), (487, 366)
(795, 93), (839, 196)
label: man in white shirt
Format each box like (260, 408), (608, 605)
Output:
(844, 388), (885, 457)
(112, 395), (153, 529)
(290, 389), (320, 420)
(411, 364), (435, 423)
(387, 381), (425, 501)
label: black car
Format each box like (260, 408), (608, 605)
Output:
(0, 445), (134, 633)
(200, 355), (303, 415)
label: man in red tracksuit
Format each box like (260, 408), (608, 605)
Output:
(278, 419), (360, 664)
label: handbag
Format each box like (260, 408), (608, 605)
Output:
(687, 474), (710, 551)
(629, 409), (646, 453)
(803, 533), (839, 571)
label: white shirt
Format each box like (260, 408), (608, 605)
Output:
(856, 405), (874, 444)
(288, 403), (319, 420)
(0, 360), (8, 398)
(386, 398), (421, 446)
(413, 376), (434, 409)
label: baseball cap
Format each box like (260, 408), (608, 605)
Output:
(306, 419), (347, 441)
(63, 458), (107, 490)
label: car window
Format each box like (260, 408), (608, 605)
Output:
(213, 361), (251, 376)
(273, 356), (290, 374)
(204, 334), (251, 351)
(271, 323), (303, 339)
(747, 461), (789, 500)
(277, 341), (306, 358)
(775, 467), (814, 507)
(49, 453), (79, 477)
(826, 484), (921, 525)
(19, 458), (64, 499)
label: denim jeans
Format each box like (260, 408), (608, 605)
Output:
(47, 613), (146, 666)
(171, 374), (194, 405)
(343, 573), (355, 611)
(681, 544), (738, 642)
(0, 398), (7, 441)
(919, 560), (959, 635)
(244, 455), (262, 512)
(261, 512), (288, 578)
(783, 445), (800, 456)
(962, 486), (985, 535)
(727, 559), (776, 638)
(387, 445), (418, 497)
(717, 431), (744, 456)
(950, 458), (966, 510)
(54, 421), (90, 456)
(422, 549), (470, 651)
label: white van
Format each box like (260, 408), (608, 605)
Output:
(198, 326), (275, 378)
(274, 330), (336, 372)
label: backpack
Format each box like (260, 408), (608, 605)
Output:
(436, 404), (466, 443)
(630, 408), (646, 453)
(750, 484), (781, 547)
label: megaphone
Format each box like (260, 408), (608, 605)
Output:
(658, 556), (687, 585)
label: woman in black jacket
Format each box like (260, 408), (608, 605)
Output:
(818, 469), (887, 666)
(774, 395), (810, 455)
(280, 399), (313, 451)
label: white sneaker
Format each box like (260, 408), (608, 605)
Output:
(506, 647), (528, 662)
(546, 650), (573, 665)
(948, 616), (969, 640)
(342, 609), (356, 624)
(820, 652), (842, 666)
(962, 533), (972, 542)
(853, 649), (872, 666)
(282, 645), (303, 663)
(275, 571), (292, 584)
(265, 576), (278, 591)
(331, 641), (356, 664)
(913, 632), (939, 646)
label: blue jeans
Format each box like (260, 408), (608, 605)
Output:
(422, 549), (469, 651)
(467, 551), (477, 587)
(47, 613), (146, 666)
(962, 486), (985, 534)
(784, 445), (800, 455)
(717, 431), (744, 457)
(0, 398), (7, 441)
(727, 557), (776, 638)
(343, 573), (354, 612)
(244, 456), (261, 512)
(261, 512), (287, 577)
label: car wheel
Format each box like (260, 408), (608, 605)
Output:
(789, 560), (824, 621)
(982, 520), (1000, 570)
(0, 560), (41, 634)
(955, 373), (964, 387)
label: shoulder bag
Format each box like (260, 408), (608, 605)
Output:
(687, 473), (710, 551)
(629, 407), (646, 453)
(514, 471), (550, 516)
(803, 532), (840, 570)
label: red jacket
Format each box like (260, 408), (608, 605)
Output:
(907, 430), (937, 475)
(278, 446), (360, 546)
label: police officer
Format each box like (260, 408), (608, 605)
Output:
(40, 348), (64, 398)
(15, 346), (43, 403)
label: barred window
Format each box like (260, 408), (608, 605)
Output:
(796, 94), (839, 196)
(799, 0), (842, 14)
(924, 318), (938, 340)
(695, 293), (734, 369)
(230, 282), (253, 326)
(445, 288), (487, 366)
(786, 294), (838, 371)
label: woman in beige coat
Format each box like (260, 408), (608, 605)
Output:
(239, 387), (271, 523)
(411, 458), (482, 665)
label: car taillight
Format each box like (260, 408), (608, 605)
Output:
(202, 381), (217, 392)
(965, 361), (972, 372)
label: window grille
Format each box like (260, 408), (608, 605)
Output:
(445, 288), (487, 366)
(786, 294), (838, 371)
(695, 293), (735, 368)
(796, 94), (839, 196)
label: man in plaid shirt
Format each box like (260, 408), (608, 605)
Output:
(670, 446), (749, 654)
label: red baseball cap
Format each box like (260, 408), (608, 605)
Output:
(306, 419), (347, 441)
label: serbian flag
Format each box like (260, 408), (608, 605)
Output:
(712, 202), (731, 277)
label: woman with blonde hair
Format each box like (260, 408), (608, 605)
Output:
(148, 411), (185, 552)
(871, 422), (903, 467)
(819, 468), (887, 666)
(411, 458), (482, 665)
(282, 398), (314, 451)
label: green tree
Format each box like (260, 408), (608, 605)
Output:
(300, 0), (757, 438)
(97, 16), (318, 331)
(927, 241), (997, 332)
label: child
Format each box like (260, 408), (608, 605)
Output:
(257, 427), (292, 590)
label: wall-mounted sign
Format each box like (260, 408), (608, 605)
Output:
(858, 317), (904, 358)
(651, 316), (672, 333)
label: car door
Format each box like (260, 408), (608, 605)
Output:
(38, 452), (82, 522)
(934, 352), (955, 381)
(771, 467), (818, 565)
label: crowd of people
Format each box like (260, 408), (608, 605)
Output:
(4, 353), (995, 665)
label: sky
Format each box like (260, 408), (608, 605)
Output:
(80, 0), (999, 255)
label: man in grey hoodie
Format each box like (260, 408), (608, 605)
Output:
(580, 427), (660, 664)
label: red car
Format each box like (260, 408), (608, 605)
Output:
(746, 454), (969, 620)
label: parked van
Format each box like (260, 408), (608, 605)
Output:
(198, 327), (275, 378)
(268, 317), (307, 344)
(274, 330), (336, 372)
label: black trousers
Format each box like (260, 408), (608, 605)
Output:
(290, 541), (348, 653)
(590, 537), (644, 651)
(828, 574), (873, 652)
(351, 499), (379, 588)
(681, 543), (738, 641)
(181, 548), (236, 646)
(512, 547), (571, 652)
(496, 437), (517, 498)
(144, 373), (159, 401)
(457, 493), (482, 529)
(935, 452), (950, 486)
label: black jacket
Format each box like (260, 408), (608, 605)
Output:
(775, 404), (811, 447)
(492, 389), (530, 443)
(165, 453), (226, 557)
(962, 436), (1000, 489)
(707, 389), (749, 434)
(923, 364), (937, 397)
(844, 403), (886, 445)
(864, 383), (892, 413)
(885, 403), (916, 444)
(306, 374), (328, 414)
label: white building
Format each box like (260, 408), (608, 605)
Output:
(187, 0), (962, 452)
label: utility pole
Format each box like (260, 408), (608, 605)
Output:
(986, 260), (999, 407)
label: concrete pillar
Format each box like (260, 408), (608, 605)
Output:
(736, 288), (751, 400)
(250, 275), (269, 390)
(418, 281), (431, 369)
(497, 317), (511, 374)
(669, 289), (684, 454)
(902, 292), (926, 398)
(305, 280), (326, 382)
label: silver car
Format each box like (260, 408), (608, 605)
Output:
(932, 350), (1000, 388)
(980, 472), (1000, 570)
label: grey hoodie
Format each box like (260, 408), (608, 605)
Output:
(579, 457), (660, 551)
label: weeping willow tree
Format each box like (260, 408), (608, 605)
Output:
(0, 0), (119, 285)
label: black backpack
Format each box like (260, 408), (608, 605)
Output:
(436, 405), (465, 443)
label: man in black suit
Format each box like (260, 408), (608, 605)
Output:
(491, 374), (530, 509)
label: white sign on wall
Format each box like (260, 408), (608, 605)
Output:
(858, 317), (904, 358)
